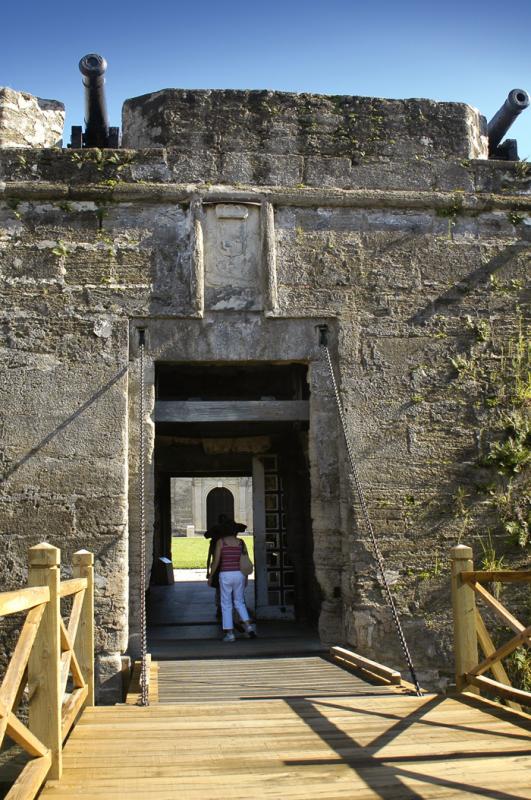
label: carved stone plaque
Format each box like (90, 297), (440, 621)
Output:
(203, 203), (262, 310)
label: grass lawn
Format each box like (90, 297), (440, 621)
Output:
(171, 535), (255, 569)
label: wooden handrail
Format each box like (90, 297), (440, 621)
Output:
(475, 611), (520, 711)
(59, 578), (87, 598)
(471, 581), (526, 635)
(0, 543), (95, 800)
(0, 587), (50, 617)
(468, 625), (531, 678)
(461, 570), (531, 584)
(450, 545), (531, 711)
(467, 675), (531, 707)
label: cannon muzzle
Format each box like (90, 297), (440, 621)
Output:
(70, 53), (120, 148)
(488, 88), (529, 159)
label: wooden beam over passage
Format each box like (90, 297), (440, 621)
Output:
(155, 400), (309, 423)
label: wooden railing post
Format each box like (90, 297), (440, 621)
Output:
(450, 544), (479, 692)
(72, 549), (95, 707)
(27, 543), (62, 780)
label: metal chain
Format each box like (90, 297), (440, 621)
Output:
(138, 336), (149, 706)
(322, 343), (422, 696)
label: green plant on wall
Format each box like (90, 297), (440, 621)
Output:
(514, 158), (529, 179)
(52, 240), (69, 258)
(507, 647), (531, 692)
(479, 533), (506, 599)
(452, 486), (473, 541)
(436, 193), (464, 238)
(465, 315), (490, 343)
(6, 198), (22, 220)
(69, 148), (135, 176)
(507, 210), (525, 226)
(449, 306), (530, 557)
(483, 412), (530, 475)
(486, 482), (530, 549)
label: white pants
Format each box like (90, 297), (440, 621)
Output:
(219, 571), (249, 631)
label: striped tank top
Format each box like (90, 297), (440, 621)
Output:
(219, 540), (242, 572)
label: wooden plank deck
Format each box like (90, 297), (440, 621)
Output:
(41, 691), (531, 799)
(156, 656), (406, 702)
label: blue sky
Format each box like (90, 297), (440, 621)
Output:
(2, 0), (530, 158)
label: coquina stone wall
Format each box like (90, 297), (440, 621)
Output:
(0, 89), (529, 699)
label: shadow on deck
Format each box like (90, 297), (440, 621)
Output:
(40, 678), (531, 799)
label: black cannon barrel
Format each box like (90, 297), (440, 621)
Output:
(488, 88), (530, 153)
(79, 53), (110, 148)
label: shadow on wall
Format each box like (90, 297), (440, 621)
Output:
(409, 242), (526, 325)
(0, 365), (128, 485)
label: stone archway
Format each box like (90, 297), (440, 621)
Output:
(206, 486), (235, 530)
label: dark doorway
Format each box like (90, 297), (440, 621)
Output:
(206, 487), (235, 530)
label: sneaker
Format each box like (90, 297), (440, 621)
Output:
(222, 632), (235, 642)
(244, 624), (257, 639)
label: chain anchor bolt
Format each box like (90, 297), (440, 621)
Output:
(317, 324), (329, 347)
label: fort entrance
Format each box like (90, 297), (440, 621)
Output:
(145, 362), (320, 654)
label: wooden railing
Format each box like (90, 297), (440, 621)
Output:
(0, 543), (94, 799)
(451, 544), (531, 711)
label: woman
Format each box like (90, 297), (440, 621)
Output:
(208, 526), (255, 642)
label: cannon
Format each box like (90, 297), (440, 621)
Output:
(70, 53), (120, 149)
(488, 88), (529, 160)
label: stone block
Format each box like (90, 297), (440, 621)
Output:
(0, 499), (75, 546)
(349, 159), (434, 191)
(432, 160), (475, 192)
(0, 87), (64, 148)
(277, 228), (362, 288)
(472, 160), (531, 194)
(220, 152), (303, 186)
(102, 203), (188, 266)
(95, 652), (124, 703)
(122, 89), (488, 162)
(317, 598), (343, 643)
(0, 243), (64, 283)
(305, 157), (353, 189)
(63, 247), (113, 286)
(165, 148), (220, 183)
(112, 247), (154, 285)
(364, 209), (434, 234)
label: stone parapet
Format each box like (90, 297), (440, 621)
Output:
(122, 89), (488, 160)
(1, 148), (528, 195)
(0, 87), (64, 148)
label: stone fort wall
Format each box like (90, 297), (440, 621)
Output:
(0, 88), (529, 699)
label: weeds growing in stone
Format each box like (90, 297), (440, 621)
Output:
(507, 647), (531, 692)
(479, 533), (506, 598)
(507, 210), (525, 226)
(436, 193), (464, 238)
(52, 240), (69, 258)
(514, 158), (529, 179)
(448, 304), (529, 565)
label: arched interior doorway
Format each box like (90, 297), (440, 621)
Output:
(206, 487), (235, 530)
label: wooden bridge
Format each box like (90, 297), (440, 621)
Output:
(1, 543), (530, 799)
